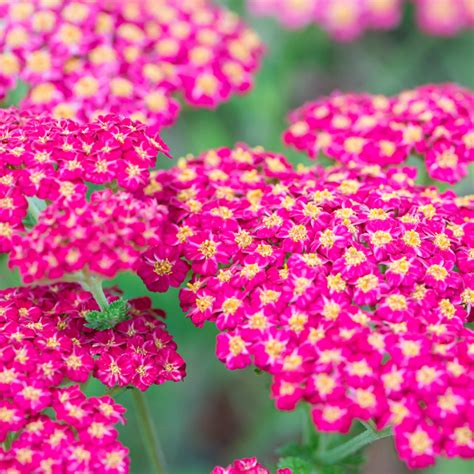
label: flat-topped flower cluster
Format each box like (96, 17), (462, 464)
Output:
(248, 0), (474, 40)
(284, 84), (474, 184)
(139, 144), (474, 468)
(0, 108), (168, 258)
(0, 386), (129, 473)
(0, 0), (263, 126)
(0, 284), (185, 472)
(10, 189), (168, 282)
(0, 285), (185, 391)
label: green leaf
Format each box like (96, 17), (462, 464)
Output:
(278, 456), (315, 474)
(85, 298), (130, 330)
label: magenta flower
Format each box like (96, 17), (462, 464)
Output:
(140, 144), (474, 469)
(0, 0), (264, 126)
(0, 282), (185, 471)
(0, 284), (186, 392)
(137, 245), (190, 293)
(0, 109), (169, 255)
(9, 188), (167, 282)
(247, 0), (473, 40)
(283, 84), (474, 184)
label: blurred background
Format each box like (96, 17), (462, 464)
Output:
(1, 0), (473, 472)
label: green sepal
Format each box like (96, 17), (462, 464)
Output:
(85, 298), (130, 330)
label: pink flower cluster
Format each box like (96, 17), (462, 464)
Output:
(284, 84), (474, 184)
(0, 387), (129, 473)
(0, 284), (186, 392)
(0, 108), (168, 254)
(0, 0), (264, 126)
(248, 0), (474, 40)
(0, 283), (188, 471)
(139, 145), (474, 468)
(211, 457), (292, 474)
(9, 189), (167, 282)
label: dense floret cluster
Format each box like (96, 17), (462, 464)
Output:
(139, 145), (474, 468)
(0, 387), (129, 473)
(211, 457), (292, 473)
(0, 283), (185, 472)
(10, 189), (168, 282)
(0, 99), (187, 471)
(0, 0), (264, 126)
(0, 284), (186, 392)
(284, 84), (474, 184)
(248, 0), (474, 40)
(0, 108), (168, 254)
(0, 283), (185, 470)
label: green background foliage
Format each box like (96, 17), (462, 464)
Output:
(1, 0), (473, 472)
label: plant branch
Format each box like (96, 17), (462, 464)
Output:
(132, 389), (167, 474)
(317, 426), (392, 465)
(82, 274), (109, 311)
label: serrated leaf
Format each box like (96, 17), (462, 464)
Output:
(85, 298), (130, 330)
(278, 456), (315, 474)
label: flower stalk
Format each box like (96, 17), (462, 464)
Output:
(132, 389), (168, 474)
(317, 427), (393, 465)
(82, 274), (109, 311)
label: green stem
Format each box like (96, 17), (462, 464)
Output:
(3, 432), (14, 451)
(360, 420), (377, 432)
(83, 275), (108, 311)
(302, 404), (315, 445)
(317, 431), (331, 456)
(317, 427), (392, 465)
(132, 389), (167, 474)
(106, 386), (127, 398)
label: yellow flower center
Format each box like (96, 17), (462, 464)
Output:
(288, 224), (308, 242)
(402, 230), (421, 248)
(344, 247), (366, 266)
(153, 259), (173, 276)
(427, 264), (448, 281)
(199, 240), (218, 259)
(408, 430), (432, 454)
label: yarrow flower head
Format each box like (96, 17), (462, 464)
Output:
(0, 388), (129, 473)
(284, 83), (474, 184)
(9, 189), (167, 282)
(0, 0), (264, 126)
(140, 144), (474, 469)
(247, 0), (474, 40)
(0, 108), (168, 256)
(0, 284), (186, 391)
(0, 282), (191, 471)
(0, 283), (185, 470)
(211, 457), (292, 473)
